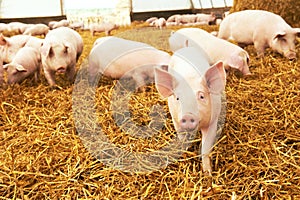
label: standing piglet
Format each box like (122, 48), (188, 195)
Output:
(89, 22), (119, 36)
(169, 28), (251, 75)
(41, 27), (83, 86)
(3, 47), (41, 84)
(154, 47), (226, 175)
(218, 10), (300, 59)
(88, 36), (171, 88)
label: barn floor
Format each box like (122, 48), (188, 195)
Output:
(0, 24), (299, 199)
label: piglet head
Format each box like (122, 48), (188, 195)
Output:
(272, 31), (298, 60)
(227, 50), (251, 75)
(3, 63), (27, 84)
(154, 61), (226, 135)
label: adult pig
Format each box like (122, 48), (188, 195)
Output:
(218, 10), (300, 59)
(3, 47), (41, 84)
(88, 36), (171, 88)
(41, 27), (83, 86)
(169, 28), (251, 75)
(154, 47), (226, 175)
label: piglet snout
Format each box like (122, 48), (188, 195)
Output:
(57, 66), (66, 73)
(179, 114), (199, 132)
(285, 50), (297, 60)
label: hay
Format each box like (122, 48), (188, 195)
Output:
(231, 0), (300, 27)
(0, 24), (299, 199)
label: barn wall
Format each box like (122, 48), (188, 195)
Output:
(0, 0), (63, 18)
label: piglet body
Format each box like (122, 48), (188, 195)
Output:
(88, 36), (170, 88)
(23, 23), (49, 37)
(89, 23), (118, 36)
(3, 47), (41, 84)
(169, 28), (251, 75)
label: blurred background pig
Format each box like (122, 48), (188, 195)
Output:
(41, 27), (83, 86)
(89, 22), (119, 36)
(22, 23), (49, 37)
(154, 47), (226, 175)
(218, 10), (300, 59)
(3, 46), (41, 84)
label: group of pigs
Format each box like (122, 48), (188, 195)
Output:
(89, 10), (300, 175)
(146, 12), (217, 29)
(0, 27), (83, 85)
(1, 10), (299, 175)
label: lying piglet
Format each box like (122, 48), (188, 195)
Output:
(41, 27), (83, 86)
(88, 36), (171, 89)
(23, 24), (49, 37)
(218, 10), (300, 59)
(154, 47), (226, 175)
(3, 47), (41, 84)
(169, 28), (251, 75)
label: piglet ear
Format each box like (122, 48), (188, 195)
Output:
(0, 33), (7, 45)
(15, 64), (27, 72)
(274, 32), (286, 40)
(154, 66), (174, 98)
(41, 43), (51, 57)
(293, 28), (300, 37)
(3, 64), (9, 69)
(205, 61), (226, 94)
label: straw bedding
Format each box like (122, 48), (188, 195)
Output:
(0, 22), (299, 199)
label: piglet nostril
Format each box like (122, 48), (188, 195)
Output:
(179, 114), (198, 131)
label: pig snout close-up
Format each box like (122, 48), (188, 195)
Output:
(218, 9), (300, 60)
(3, 46), (41, 84)
(154, 47), (226, 175)
(41, 27), (83, 87)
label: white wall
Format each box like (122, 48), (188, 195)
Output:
(0, 0), (63, 18)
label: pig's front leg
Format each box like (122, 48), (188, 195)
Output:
(44, 68), (56, 86)
(200, 95), (222, 175)
(254, 40), (267, 57)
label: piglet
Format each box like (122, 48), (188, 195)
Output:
(23, 24), (49, 37)
(0, 34), (31, 84)
(88, 36), (171, 89)
(169, 28), (251, 75)
(89, 22), (118, 36)
(154, 47), (226, 175)
(218, 10), (300, 59)
(41, 27), (83, 86)
(3, 47), (41, 84)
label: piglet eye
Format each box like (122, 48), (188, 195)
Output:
(176, 97), (179, 101)
(64, 47), (68, 54)
(198, 91), (205, 101)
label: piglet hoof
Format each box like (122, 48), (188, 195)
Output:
(49, 84), (63, 90)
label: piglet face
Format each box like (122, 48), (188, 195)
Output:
(41, 41), (76, 73)
(4, 64), (27, 84)
(155, 60), (225, 134)
(272, 30), (299, 60)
